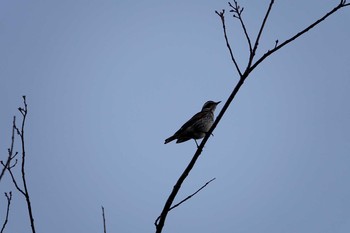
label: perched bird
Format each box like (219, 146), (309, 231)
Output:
(164, 100), (221, 147)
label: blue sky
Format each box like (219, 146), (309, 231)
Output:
(1, 1), (349, 233)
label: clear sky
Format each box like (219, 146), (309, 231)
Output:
(1, 1), (349, 233)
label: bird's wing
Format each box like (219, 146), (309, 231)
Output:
(174, 111), (207, 135)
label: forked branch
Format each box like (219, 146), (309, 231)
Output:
(248, 0), (275, 68)
(5, 96), (36, 233)
(249, 0), (350, 73)
(156, 1), (349, 233)
(229, 0), (253, 53)
(215, 10), (243, 77)
(1, 192), (12, 233)
(0, 117), (18, 183)
(155, 178), (216, 226)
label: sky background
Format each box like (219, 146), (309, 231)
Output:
(1, 0), (350, 233)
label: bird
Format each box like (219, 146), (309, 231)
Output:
(164, 100), (221, 147)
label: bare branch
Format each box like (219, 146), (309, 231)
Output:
(215, 10), (243, 77)
(247, 0), (275, 70)
(1, 192), (12, 233)
(7, 166), (25, 196)
(249, 0), (350, 73)
(6, 96), (36, 233)
(0, 117), (17, 182)
(341, 0), (350, 7)
(229, 0), (253, 53)
(156, 74), (246, 233)
(155, 178), (216, 226)
(18, 96), (36, 233)
(2, 158), (18, 170)
(102, 206), (107, 233)
(8, 158), (18, 169)
(169, 178), (216, 211)
(156, 1), (349, 233)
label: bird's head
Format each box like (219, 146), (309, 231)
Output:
(202, 100), (221, 112)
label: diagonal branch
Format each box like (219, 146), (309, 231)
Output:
(6, 96), (36, 233)
(156, 1), (349, 233)
(155, 178), (215, 226)
(249, 0), (350, 73)
(102, 206), (107, 233)
(1, 192), (12, 233)
(248, 0), (275, 69)
(156, 74), (246, 233)
(7, 166), (25, 196)
(169, 177), (216, 212)
(215, 10), (243, 77)
(229, 0), (253, 53)
(18, 96), (36, 233)
(0, 117), (17, 183)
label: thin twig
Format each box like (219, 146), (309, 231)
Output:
(249, 0), (350, 73)
(102, 206), (107, 233)
(1, 192), (12, 233)
(6, 96), (36, 233)
(247, 0), (275, 70)
(215, 10), (243, 77)
(19, 96), (36, 233)
(1, 158), (18, 170)
(156, 71), (246, 232)
(156, 75), (246, 233)
(7, 166), (25, 196)
(0, 117), (17, 182)
(170, 178), (216, 211)
(156, 1), (350, 233)
(155, 178), (216, 226)
(229, 0), (253, 53)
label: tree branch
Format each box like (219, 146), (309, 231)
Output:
(247, 0), (275, 70)
(7, 165), (25, 196)
(249, 0), (350, 73)
(18, 96), (36, 233)
(102, 206), (107, 233)
(169, 177), (216, 212)
(215, 10), (243, 77)
(0, 117), (17, 183)
(156, 74), (246, 233)
(6, 96), (36, 233)
(1, 192), (12, 233)
(156, 1), (349, 232)
(155, 178), (215, 226)
(229, 0), (253, 53)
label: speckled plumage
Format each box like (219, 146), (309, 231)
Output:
(164, 101), (220, 146)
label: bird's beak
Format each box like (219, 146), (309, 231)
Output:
(216, 101), (221, 105)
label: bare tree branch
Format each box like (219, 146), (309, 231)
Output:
(215, 10), (243, 77)
(1, 192), (12, 233)
(170, 177), (216, 211)
(102, 206), (107, 233)
(249, 0), (350, 73)
(155, 178), (216, 226)
(156, 1), (349, 233)
(156, 68), (246, 233)
(7, 165), (25, 196)
(0, 117), (17, 183)
(229, 0), (253, 53)
(18, 96), (36, 233)
(247, 0), (275, 70)
(5, 96), (36, 233)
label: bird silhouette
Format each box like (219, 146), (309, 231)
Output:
(164, 100), (220, 147)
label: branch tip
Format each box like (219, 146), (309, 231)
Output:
(157, 1), (350, 232)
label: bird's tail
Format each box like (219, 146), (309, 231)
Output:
(164, 135), (176, 144)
